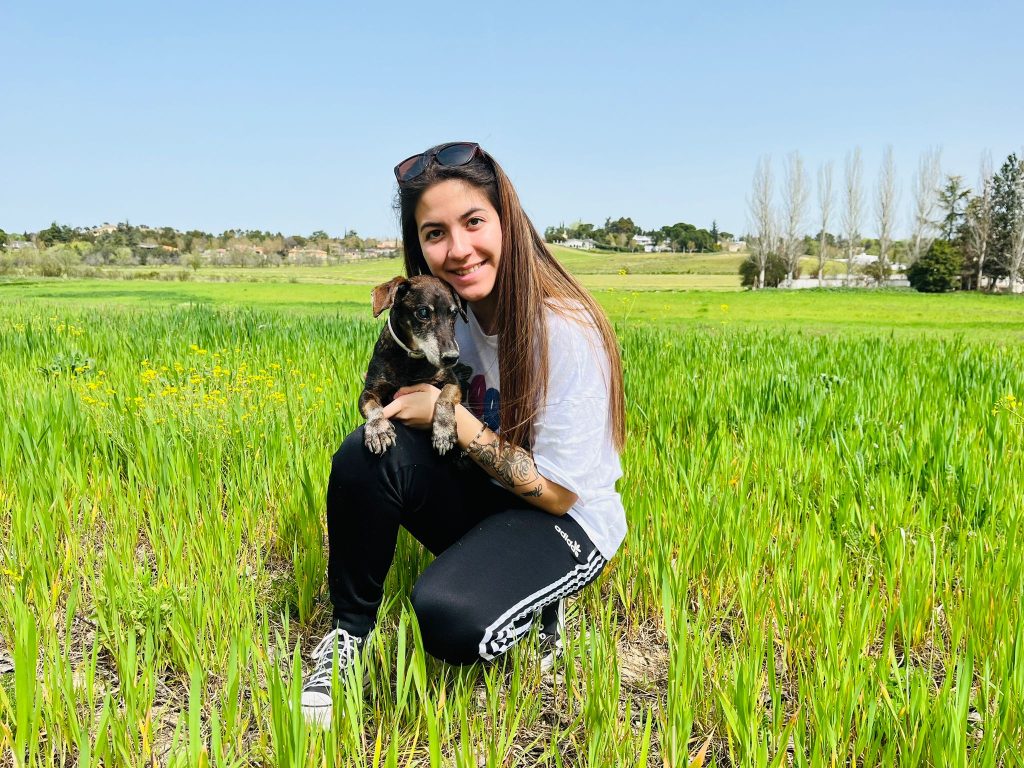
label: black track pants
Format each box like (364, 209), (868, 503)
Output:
(326, 422), (606, 664)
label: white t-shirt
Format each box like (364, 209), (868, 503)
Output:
(455, 303), (626, 560)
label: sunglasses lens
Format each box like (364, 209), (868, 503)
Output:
(397, 154), (428, 181)
(435, 143), (479, 168)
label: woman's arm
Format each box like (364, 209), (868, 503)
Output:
(381, 386), (578, 515)
(452, 404), (578, 516)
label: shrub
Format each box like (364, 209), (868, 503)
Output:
(38, 255), (65, 277)
(907, 240), (963, 292)
(861, 260), (892, 284)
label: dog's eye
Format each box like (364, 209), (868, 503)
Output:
(414, 307), (430, 321)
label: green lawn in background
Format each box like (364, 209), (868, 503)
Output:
(2, 243), (1021, 340)
(4, 276), (1023, 341)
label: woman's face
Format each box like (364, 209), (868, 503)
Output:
(415, 179), (502, 307)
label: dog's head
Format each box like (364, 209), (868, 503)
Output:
(371, 275), (468, 368)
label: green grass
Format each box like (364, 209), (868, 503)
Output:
(2, 278), (1024, 765)
(3, 277), (1024, 341)
(546, 244), (746, 276)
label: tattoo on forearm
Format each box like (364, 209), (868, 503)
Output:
(468, 428), (543, 495)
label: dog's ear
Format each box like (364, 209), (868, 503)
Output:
(371, 276), (409, 318)
(447, 283), (468, 322)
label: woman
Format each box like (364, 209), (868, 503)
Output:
(301, 142), (627, 725)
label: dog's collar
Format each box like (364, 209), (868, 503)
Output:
(387, 314), (425, 359)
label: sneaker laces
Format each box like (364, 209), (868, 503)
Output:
(305, 627), (360, 689)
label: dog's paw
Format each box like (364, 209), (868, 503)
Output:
(364, 418), (396, 454)
(431, 424), (456, 455)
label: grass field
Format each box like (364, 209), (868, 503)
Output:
(3, 276), (1024, 342)
(2, 263), (1024, 765)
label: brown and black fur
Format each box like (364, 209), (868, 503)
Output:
(360, 275), (469, 455)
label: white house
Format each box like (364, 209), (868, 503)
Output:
(563, 238), (596, 250)
(633, 234), (655, 252)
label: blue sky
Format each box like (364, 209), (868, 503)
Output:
(2, 0), (1022, 239)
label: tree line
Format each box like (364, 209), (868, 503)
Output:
(544, 218), (730, 253)
(745, 149), (1024, 292)
(0, 223), (393, 276)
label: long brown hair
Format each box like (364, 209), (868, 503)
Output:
(397, 145), (626, 453)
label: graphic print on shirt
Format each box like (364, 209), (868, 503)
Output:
(466, 373), (500, 431)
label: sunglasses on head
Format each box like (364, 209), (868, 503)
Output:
(394, 142), (484, 183)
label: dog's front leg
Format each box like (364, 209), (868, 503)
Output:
(359, 390), (396, 454)
(431, 383), (462, 454)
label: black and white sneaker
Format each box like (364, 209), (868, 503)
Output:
(300, 626), (368, 727)
(538, 599), (564, 673)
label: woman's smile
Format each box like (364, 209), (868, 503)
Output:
(452, 262), (484, 277)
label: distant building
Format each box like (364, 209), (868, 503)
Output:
(633, 235), (655, 253)
(562, 238), (596, 250)
(287, 247), (329, 264)
(725, 240), (747, 253)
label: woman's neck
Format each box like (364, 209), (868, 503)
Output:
(471, 296), (498, 335)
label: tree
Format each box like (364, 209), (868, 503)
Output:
(842, 147), (864, 286)
(740, 252), (788, 288)
(989, 153), (1024, 286)
(37, 221), (75, 248)
(710, 220), (719, 243)
(657, 222), (715, 253)
(341, 230), (364, 250)
(605, 217), (638, 236)
(112, 221), (141, 248)
(748, 155), (776, 289)
(907, 240), (963, 292)
(908, 148), (941, 265)
(158, 226), (178, 248)
(544, 225), (566, 242)
(601, 217), (639, 249)
(874, 145), (898, 284)
(816, 162), (834, 287)
(937, 175), (971, 242)
(781, 151), (809, 286)
(962, 154), (994, 291)
(0, 229), (7, 249)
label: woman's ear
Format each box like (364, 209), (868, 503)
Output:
(371, 276), (408, 317)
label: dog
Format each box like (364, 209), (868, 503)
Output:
(360, 275), (469, 455)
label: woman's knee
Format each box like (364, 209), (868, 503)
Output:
(411, 576), (486, 665)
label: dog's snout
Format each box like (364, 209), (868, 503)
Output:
(440, 351), (460, 367)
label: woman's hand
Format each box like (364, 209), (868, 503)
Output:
(380, 384), (441, 429)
